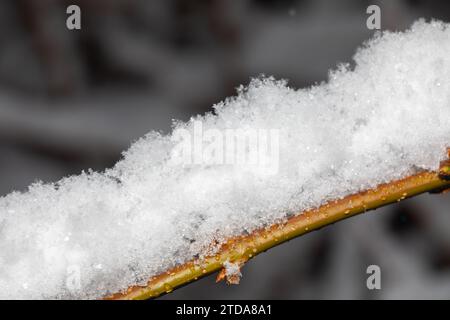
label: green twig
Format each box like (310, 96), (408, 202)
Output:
(106, 159), (450, 300)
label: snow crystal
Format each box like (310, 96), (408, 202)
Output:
(1, 20), (450, 299)
(223, 261), (242, 284)
(222, 261), (243, 285)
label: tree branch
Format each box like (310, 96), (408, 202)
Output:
(105, 155), (450, 300)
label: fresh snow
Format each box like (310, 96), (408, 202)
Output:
(1, 20), (450, 299)
(223, 261), (243, 285)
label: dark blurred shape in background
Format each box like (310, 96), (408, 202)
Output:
(0, 0), (449, 299)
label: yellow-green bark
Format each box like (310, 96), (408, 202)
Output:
(106, 161), (450, 300)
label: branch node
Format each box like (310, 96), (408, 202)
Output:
(216, 259), (246, 285)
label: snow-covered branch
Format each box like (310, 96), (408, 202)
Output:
(1, 20), (450, 300)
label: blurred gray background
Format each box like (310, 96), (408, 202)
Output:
(0, 0), (449, 299)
